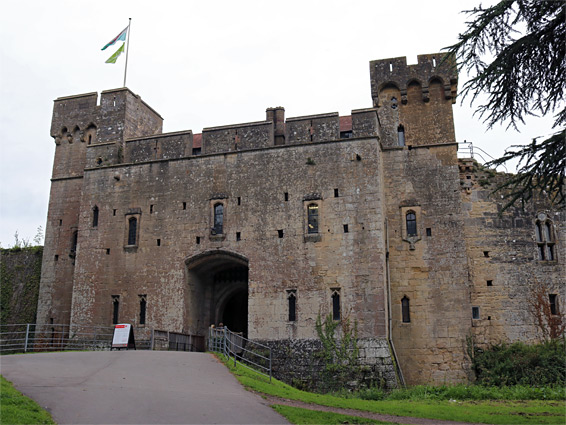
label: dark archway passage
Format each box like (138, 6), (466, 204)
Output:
(185, 251), (249, 338)
(222, 289), (248, 335)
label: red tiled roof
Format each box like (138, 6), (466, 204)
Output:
(340, 115), (352, 132)
(193, 133), (202, 148)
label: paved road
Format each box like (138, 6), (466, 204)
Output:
(1, 351), (288, 424)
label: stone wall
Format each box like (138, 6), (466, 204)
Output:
(1, 247), (43, 325)
(256, 337), (397, 392)
(69, 137), (387, 345)
(460, 159), (566, 346)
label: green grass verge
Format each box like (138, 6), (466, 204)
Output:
(0, 375), (55, 425)
(218, 355), (566, 425)
(272, 405), (398, 424)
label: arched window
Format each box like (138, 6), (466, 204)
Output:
(401, 296), (410, 323)
(128, 217), (137, 246)
(112, 295), (120, 325)
(139, 295), (147, 325)
(406, 211), (417, 236)
(535, 216), (555, 261)
(213, 203), (224, 234)
(287, 290), (296, 322)
(332, 289), (340, 321)
(92, 206), (99, 228)
(397, 125), (405, 146)
(307, 204), (319, 234)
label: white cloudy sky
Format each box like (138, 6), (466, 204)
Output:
(0, 0), (556, 247)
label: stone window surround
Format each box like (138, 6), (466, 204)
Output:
(124, 208), (141, 250)
(209, 195), (228, 240)
(303, 194), (322, 243)
(535, 213), (556, 262)
(400, 205), (422, 250)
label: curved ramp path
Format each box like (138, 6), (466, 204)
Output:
(1, 351), (288, 424)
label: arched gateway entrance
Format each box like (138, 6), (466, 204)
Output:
(185, 250), (249, 338)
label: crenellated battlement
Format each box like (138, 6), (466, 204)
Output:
(371, 53), (458, 149)
(370, 53), (457, 107)
(50, 88), (164, 177)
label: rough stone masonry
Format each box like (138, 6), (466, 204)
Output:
(36, 53), (565, 387)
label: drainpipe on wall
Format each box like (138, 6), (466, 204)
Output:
(385, 218), (406, 387)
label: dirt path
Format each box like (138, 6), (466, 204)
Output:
(262, 394), (484, 425)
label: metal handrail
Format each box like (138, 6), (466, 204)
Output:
(208, 326), (272, 381)
(0, 323), (116, 354)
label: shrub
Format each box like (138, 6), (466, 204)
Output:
(471, 339), (565, 387)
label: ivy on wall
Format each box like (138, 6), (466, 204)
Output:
(0, 247), (43, 325)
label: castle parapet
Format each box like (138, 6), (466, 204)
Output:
(286, 112), (339, 145)
(370, 54), (457, 107)
(124, 131), (193, 164)
(202, 121), (273, 154)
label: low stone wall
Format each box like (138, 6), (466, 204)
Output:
(254, 337), (398, 392)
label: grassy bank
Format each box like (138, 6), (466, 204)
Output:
(218, 355), (565, 425)
(0, 375), (55, 425)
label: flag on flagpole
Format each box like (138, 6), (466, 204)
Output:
(105, 43), (125, 64)
(101, 27), (128, 51)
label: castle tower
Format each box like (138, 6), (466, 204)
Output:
(370, 54), (457, 149)
(37, 88), (163, 327)
(371, 54), (471, 384)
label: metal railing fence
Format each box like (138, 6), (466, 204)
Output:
(208, 326), (271, 381)
(151, 329), (205, 352)
(0, 323), (116, 354)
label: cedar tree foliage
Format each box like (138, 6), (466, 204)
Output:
(446, 0), (565, 210)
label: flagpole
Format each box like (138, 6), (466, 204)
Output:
(123, 18), (131, 87)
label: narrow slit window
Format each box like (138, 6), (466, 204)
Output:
(71, 231), (78, 254)
(536, 218), (555, 261)
(150, 204), (154, 214)
(343, 224), (349, 233)
(397, 125), (405, 147)
(549, 294), (559, 315)
(112, 295), (120, 325)
(92, 206), (99, 227)
(196, 236), (201, 245)
(307, 204), (319, 234)
(128, 217), (137, 245)
(156, 239), (161, 246)
(401, 296), (410, 323)
(278, 229), (284, 238)
(426, 228), (432, 237)
(139, 295), (147, 325)
(406, 211), (417, 236)
(332, 290), (340, 321)
(236, 232), (241, 241)
(334, 188), (339, 197)
(237, 197), (241, 206)
(183, 202), (187, 210)
(287, 290), (296, 322)
(284, 192), (289, 202)
(535, 222), (543, 242)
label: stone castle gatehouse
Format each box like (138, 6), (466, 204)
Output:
(37, 53), (565, 386)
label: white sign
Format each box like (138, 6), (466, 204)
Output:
(112, 324), (132, 348)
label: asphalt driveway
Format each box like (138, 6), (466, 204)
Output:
(1, 350), (288, 424)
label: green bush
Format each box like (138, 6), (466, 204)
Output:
(471, 339), (566, 387)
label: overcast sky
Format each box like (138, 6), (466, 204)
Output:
(0, 0), (556, 247)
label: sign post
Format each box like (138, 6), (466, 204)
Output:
(112, 324), (136, 349)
